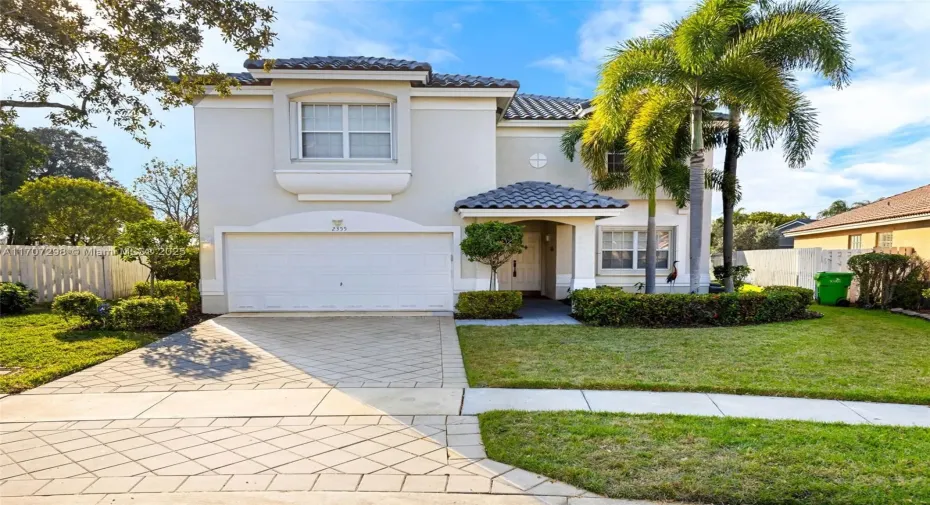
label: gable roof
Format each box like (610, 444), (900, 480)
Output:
(789, 184), (930, 234)
(503, 94), (587, 120)
(775, 218), (816, 231)
(454, 181), (628, 210)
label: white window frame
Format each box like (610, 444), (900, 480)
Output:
(297, 103), (395, 161)
(598, 227), (675, 274)
(606, 151), (628, 175)
(878, 231), (893, 248)
(849, 234), (862, 249)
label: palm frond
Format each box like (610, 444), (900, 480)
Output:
(560, 120), (588, 162)
(710, 55), (791, 124)
(626, 87), (690, 198)
(725, 0), (852, 88)
(780, 87), (819, 168)
(705, 168), (742, 202)
(672, 0), (754, 74)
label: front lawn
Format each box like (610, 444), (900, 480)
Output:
(459, 306), (930, 404)
(480, 411), (930, 505)
(0, 309), (160, 393)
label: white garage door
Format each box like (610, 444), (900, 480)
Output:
(225, 233), (453, 312)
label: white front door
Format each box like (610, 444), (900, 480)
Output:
(501, 232), (541, 291)
(225, 232), (453, 312)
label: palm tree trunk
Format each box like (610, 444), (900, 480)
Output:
(722, 104), (741, 293)
(688, 100), (705, 293)
(644, 188), (657, 294)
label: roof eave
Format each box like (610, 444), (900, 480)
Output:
(456, 208), (627, 218)
(784, 212), (930, 237)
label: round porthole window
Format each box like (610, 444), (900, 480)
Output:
(529, 153), (547, 169)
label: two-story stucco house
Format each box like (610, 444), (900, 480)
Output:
(190, 56), (713, 314)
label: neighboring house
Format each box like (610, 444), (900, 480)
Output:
(188, 56), (713, 314)
(785, 184), (930, 254)
(775, 218), (816, 248)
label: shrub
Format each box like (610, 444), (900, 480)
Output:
(0, 282), (37, 314)
(713, 265), (752, 290)
(52, 291), (104, 323)
(456, 291), (523, 319)
(763, 285), (815, 307)
(848, 253), (923, 308)
(107, 296), (186, 331)
(460, 222), (525, 290)
(571, 287), (813, 327)
(151, 245), (200, 283)
(738, 284), (763, 293)
(133, 280), (200, 307)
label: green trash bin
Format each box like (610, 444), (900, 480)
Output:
(813, 272), (854, 306)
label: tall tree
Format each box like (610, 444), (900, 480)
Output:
(3, 176), (151, 245)
(133, 159), (198, 233)
(0, 0), (276, 144)
(817, 198), (868, 218)
(718, 0), (851, 291)
(30, 127), (114, 183)
(116, 219), (193, 294)
(594, 0), (798, 292)
(0, 125), (47, 195)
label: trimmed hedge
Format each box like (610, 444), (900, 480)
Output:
(133, 280), (200, 307)
(1, 282), (37, 315)
(456, 291), (523, 319)
(107, 296), (186, 331)
(52, 291), (104, 323)
(572, 285), (813, 327)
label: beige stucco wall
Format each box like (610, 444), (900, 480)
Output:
(793, 219), (930, 255)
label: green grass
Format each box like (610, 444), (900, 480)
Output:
(480, 411), (930, 505)
(0, 308), (160, 393)
(459, 306), (930, 404)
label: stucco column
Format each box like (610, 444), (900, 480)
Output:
(571, 219), (597, 291)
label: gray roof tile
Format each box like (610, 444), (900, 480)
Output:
(418, 73), (519, 88)
(503, 94), (586, 120)
(454, 181), (628, 210)
(244, 56), (431, 72)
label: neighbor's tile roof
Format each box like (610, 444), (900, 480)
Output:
(244, 56), (432, 72)
(416, 73), (519, 88)
(503, 94), (587, 120)
(454, 181), (629, 210)
(791, 184), (930, 233)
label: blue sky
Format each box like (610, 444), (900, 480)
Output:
(8, 0), (930, 217)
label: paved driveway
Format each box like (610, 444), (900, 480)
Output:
(0, 316), (613, 504)
(24, 316), (466, 395)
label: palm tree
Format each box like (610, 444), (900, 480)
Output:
(562, 110), (731, 294)
(718, 0), (851, 291)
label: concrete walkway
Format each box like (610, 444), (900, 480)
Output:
(456, 298), (578, 326)
(463, 389), (930, 427)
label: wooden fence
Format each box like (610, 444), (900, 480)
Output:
(712, 247), (869, 290)
(0, 246), (150, 302)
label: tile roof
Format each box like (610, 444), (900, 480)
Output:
(503, 94), (587, 120)
(454, 181), (629, 210)
(791, 184), (930, 233)
(225, 72), (271, 86)
(244, 56), (431, 72)
(417, 73), (519, 88)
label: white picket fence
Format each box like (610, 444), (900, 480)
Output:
(712, 248), (868, 291)
(0, 246), (150, 302)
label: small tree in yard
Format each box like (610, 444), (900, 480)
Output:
(115, 219), (192, 295)
(460, 222), (525, 291)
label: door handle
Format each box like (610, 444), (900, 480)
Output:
(513, 259), (517, 277)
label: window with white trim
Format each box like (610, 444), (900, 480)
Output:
(878, 231), (893, 248)
(299, 104), (393, 159)
(607, 151), (628, 175)
(601, 229), (672, 270)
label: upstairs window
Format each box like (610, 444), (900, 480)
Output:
(300, 104), (393, 159)
(607, 151), (628, 175)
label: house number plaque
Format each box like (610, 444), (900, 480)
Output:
(331, 219), (347, 232)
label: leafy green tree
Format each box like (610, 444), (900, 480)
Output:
(743, 210), (810, 227)
(460, 222), (525, 291)
(30, 128), (115, 183)
(3, 176), (151, 245)
(133, 159), (198, 232)
(0, 0), (276, 144)
(115, 219), (194, 294)
(711, 220), (780, 252)
(0, 125), (47, 196)
(717, 0), (851, 292)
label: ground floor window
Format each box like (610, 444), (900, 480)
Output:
(878, 232), (893, 248)
(849, 234), (862, 249)
(600, 228), (673, 271)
